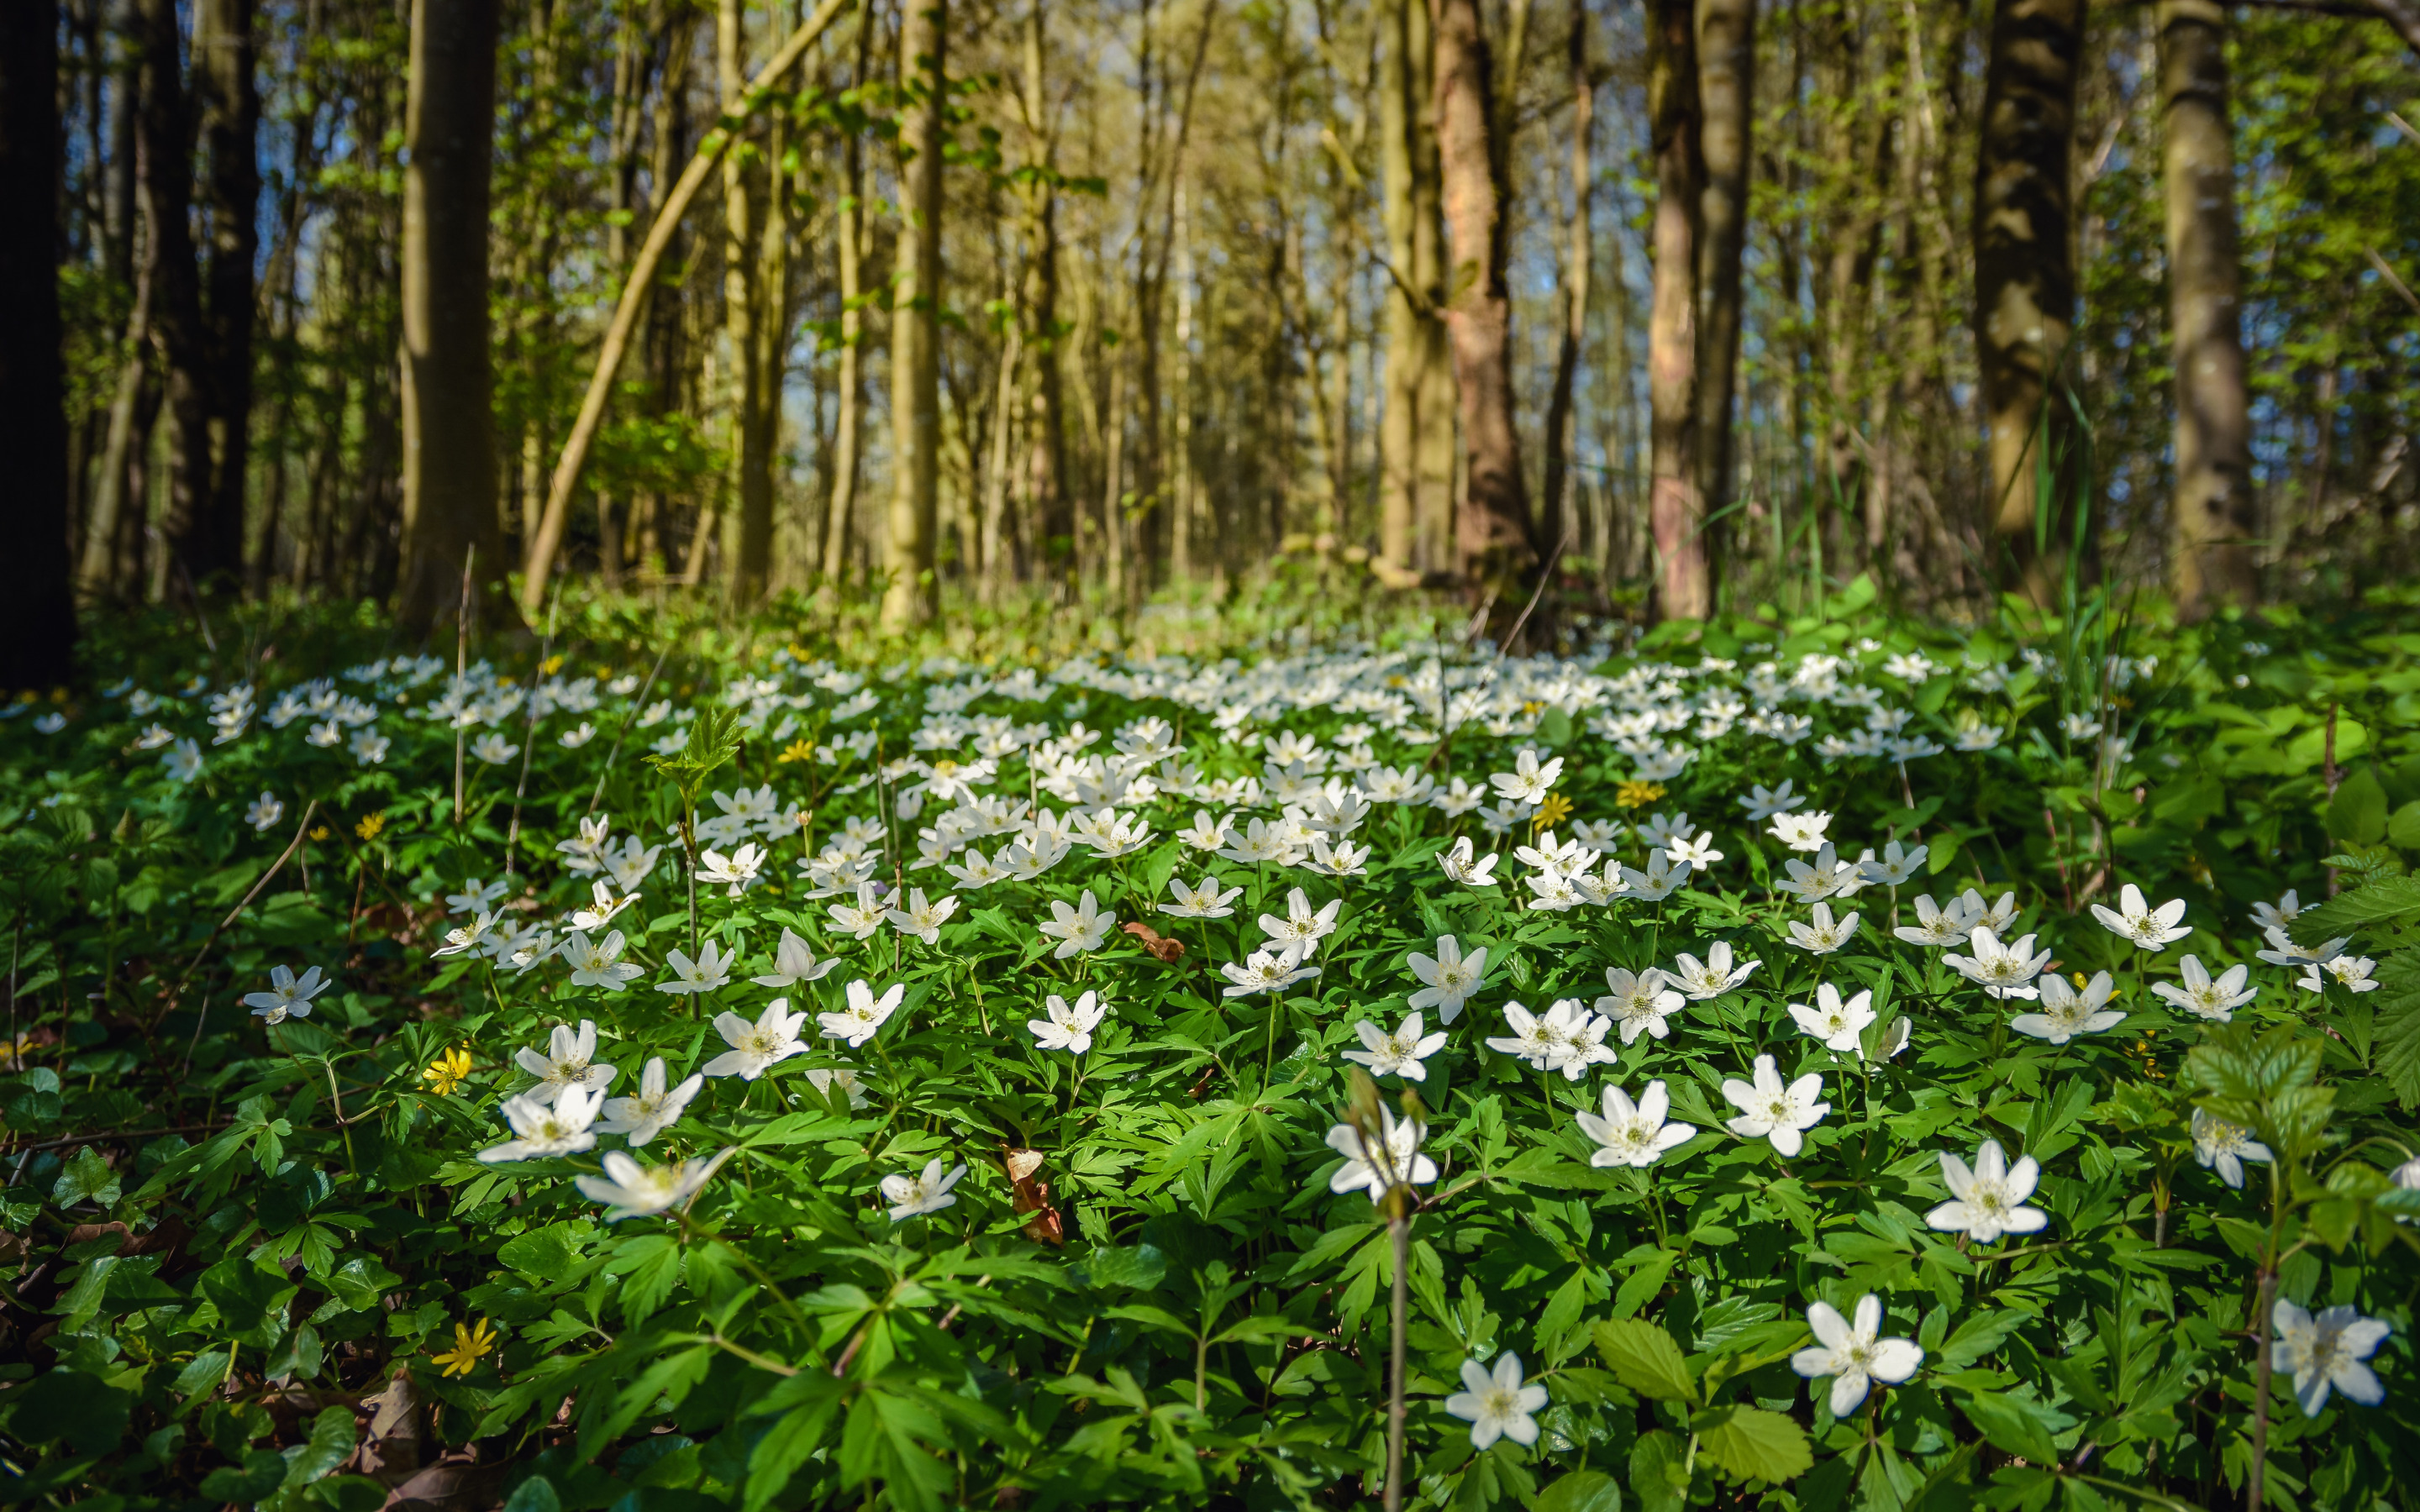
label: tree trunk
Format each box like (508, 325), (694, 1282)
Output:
(1647, 0), (1706, 618)
(1692, 0), (1754, 593)
(719, 0), (776, 601)
(881, 0), (946, 627)
(1428, 0), (1535, 612)
(133, 0), (213, 603)
(396, 0), (512, 635)
(0, 0), (78, 688)
(1539, 4), (1590, 570)
(1974, 0), (2086, 599)
(1018, 0), (1070, 596)
(1377, 0), (1421, 582)
(822, 4), (875, 588)
(192, 0), (258, 588)
(2157, 0), (2254, 616)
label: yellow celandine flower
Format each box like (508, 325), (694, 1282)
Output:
(542, 654), (566, 675)
(1614, 780), (1665, 810)
(776, 739), (815, 764)
(429, 1317), (497, 1378)
(357, 812), (387, 842)
(421, 1046), (475, 1096)
(1533, 792), (1574, 830)
(309, 827), (331, 842)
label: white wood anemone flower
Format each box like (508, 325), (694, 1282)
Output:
(1791, 1294), (1924, 1416)
(1443, 1352), (1549, 1450)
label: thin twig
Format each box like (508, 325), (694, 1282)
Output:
(589, 641), (676, 816)
(162, 799), (322, 1034)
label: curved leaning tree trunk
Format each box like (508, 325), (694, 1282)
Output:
(2158, 0), (2255, 617)
(1973, 0), (2086, 602)
(519, 0), (859, 622)
(1429, 0), (1538, 624)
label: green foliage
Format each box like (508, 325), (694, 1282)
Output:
(6, 591), (2420, 1512)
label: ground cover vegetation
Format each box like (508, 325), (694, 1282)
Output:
(4, 585), (2420, 1510)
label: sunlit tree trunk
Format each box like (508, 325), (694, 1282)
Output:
(822, 3), (875, 589)
(720, 0), (774, 601)
(1428, 0), (1535, 613)
(1377, 0), (1421, 582)
(882, 0), (946, 627)
(0, 0), (77, 686)
(1692, 0), (1754, 596)
(396, 0), (513, 635)
(1539, 4), (1590, 567)
(1975, 0), (2086, 599)
(1018, 0), (1070, 595)
(2157, 0), (2254, 616)
(1647, 0), (1706, 618)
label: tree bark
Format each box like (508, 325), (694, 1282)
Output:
(823, 3), (875, 588)
(0, 0), (78, 688)
(1692, 0), (1754, 591)
(2157, 0), (2255, 616)
(882, 0), (947, 626)
(1428, 0), (1535, 612)
(132, 0), (213, 603)
(397, 0), (513, 635)
(720, 0), (776, 602)
(1647, 0), (1706, 618)
(1018, 0), (1070, 595)
(1974, 0), (2086, 599)
(1377, 0), (1422, 582)
(191, 0), (258, 587)
(1539, 4), (1591, 570)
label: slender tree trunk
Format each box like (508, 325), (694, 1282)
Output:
(2157, 0), (2254, 616)
(720, 0), (776, 601)
(133, 0), (213, 602)
(1171, 172), (1197, 582)
(1647, 0), (1706, 618)
(0, 0), (78, 687)
(1018, 0), (1070, 596)
(1974, 0), (2086, 599)
(1692, 0), (1754, 596)
(882, 0), (946, 626)
(1407, 0), (1453, 576)
(1428, 0), (1535, 614)
(1539, 5), (1591, 570)
(192, 0), (258, 588)
(1377, 0), (1421, 583)
(822, 5), (874, 588)
(396, 0), (512, 634)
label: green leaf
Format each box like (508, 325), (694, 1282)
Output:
(2373, 953), (2420, 1110)
(2329, 766), (2391, 847)
(497, 1222), (584, 1279)
(1627, 1429), (1689, 1512)
(1960, 1389), (2060, 1466)
(1691, 1404), (1813, 1484)
(1083, 1242), (1167, 1291)
(500, 1474), (560, 1512)
(5, 1369), (129, 1453)
(200, 1256), (299, 1341)
(2391, 800), (2420, 850)
(1593, 1317), (1697, 1404)
(280, 1406), (359, 1490)
(201, 1449), (291, 1502)
(2291, 875), (2420, 944)
(51, 1147), (120, 1208)
(1536, 1467), (1623, 1512)
(1609, 1249), (1676, 1320)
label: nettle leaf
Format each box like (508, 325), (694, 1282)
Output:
(1593, 1317), (1696, 1404)
(2291, 875), (2420, 945)
(1691, 1404), (1812, 1484)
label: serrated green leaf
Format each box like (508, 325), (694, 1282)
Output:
(1960, 1389), (2059, 1465)
(1536, 1467), (1622, 1512)
(1691, 1404), (1813, 1484)
(2292, 875), (2420, 944)
(1593, 1316), (1696, 1403)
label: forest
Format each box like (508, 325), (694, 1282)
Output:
(7, 0), (2420, 670)
(15, 3), (2420, 1510)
